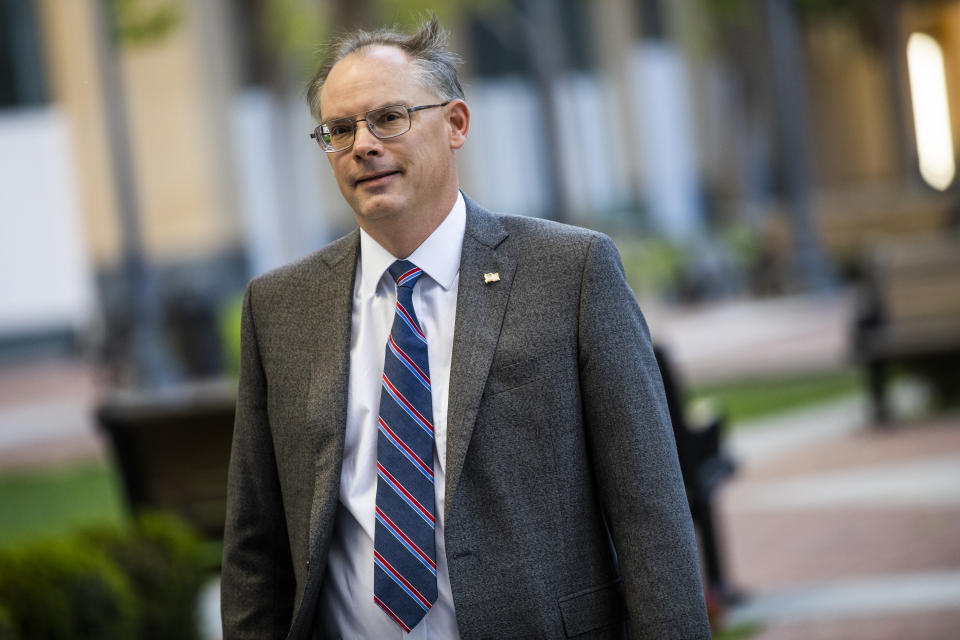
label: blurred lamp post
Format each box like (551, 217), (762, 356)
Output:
(92, 0), (179, 388)
(520, 0), (572, 225)
(766, 0), (835, 291)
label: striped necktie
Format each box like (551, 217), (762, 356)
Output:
(374, 260), (438, 632)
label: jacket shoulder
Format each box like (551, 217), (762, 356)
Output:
(484, 211), (614, 269)
(495, 211), (606, 244)
(247, 229), (358, 297)
(464, 194), (608, 259)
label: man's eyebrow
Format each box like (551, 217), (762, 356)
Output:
(323, 101), (407, 122)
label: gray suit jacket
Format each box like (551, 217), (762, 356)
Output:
(221, 195), (710, 639)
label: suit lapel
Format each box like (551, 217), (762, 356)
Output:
(287, 230), (359, 638)
(445, 197), (514, 514)
(304, 230), (359, 556)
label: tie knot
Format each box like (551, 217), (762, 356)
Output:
(388, 260), (423, 289)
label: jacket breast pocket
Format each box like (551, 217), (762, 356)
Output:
(558, 580), (626, 637)
(485, 347), (568, 395)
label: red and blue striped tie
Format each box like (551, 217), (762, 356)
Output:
(374, 260), (438, 632)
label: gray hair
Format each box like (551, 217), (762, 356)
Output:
(306, 15), (464, 122)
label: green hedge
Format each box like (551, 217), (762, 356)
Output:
(0, 512), (209, 640)
(0, 604), (15, 640)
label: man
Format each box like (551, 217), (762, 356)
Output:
(222, 16), (710, 640)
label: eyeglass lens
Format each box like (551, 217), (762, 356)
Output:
(321, 105), (411, 151)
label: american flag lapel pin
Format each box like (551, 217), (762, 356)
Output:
(483, 272), (500, 284)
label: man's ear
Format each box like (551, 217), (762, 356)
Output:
(446, 100), (470, 150)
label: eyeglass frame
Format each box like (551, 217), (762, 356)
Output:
(309, 102), (451, 153)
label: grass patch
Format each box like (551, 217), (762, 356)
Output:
(691, 368), (865, 426)
(713, 623), (761, 640)
(0, 462), (127, 550)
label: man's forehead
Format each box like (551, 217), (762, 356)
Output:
(320, 45), (418, 118)
(324, 46), (414, 91)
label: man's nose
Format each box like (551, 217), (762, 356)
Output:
(353, 121), (382, 157)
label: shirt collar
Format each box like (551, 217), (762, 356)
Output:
(357, 191), (466, 297)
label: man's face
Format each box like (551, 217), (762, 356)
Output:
(319, 46), (463, 234)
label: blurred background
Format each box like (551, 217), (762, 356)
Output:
(1, 0), (959, 638)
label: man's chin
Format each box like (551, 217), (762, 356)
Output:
(352, 194), (405, 222)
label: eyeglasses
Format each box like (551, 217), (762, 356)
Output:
(310, 102), (450, 153)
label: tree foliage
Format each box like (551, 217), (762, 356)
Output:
(110, 0), (181, 46)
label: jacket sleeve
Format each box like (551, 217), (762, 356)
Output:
(221, 282), (296, 639)
(577, 234), (711, 639)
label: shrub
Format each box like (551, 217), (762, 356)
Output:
(0, 540), (137, 639)
(0, 604), (17, 640)
(82, 512), (210, 640)
(0, 511), (209, 640)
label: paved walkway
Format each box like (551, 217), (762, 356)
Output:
(0, 358), (106, 470)
(719, 408), (960, 639)
(644, 290), (854, 386)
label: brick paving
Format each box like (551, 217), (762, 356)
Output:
(0, 358), (100, 405)
(644, 291), (854, 386)
(0, 431), (108, 470)
(720, 416), (960, 639)
(738, 417), (960, 480)
(0, 358), (105, 471)
(723, 508), (960, 590)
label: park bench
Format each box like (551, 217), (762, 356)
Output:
(853, 236), (960, 423)
(96, 380), (235, 539)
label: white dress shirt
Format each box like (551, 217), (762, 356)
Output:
(318, 192), (465, 639)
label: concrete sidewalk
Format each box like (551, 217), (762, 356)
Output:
(644, 290), (854, 386)
(719, 412), (960, 639)
(0, 358), (106, 470)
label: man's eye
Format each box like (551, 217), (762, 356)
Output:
(375, 109), (405, 125)
(328, 124), (352, 136)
